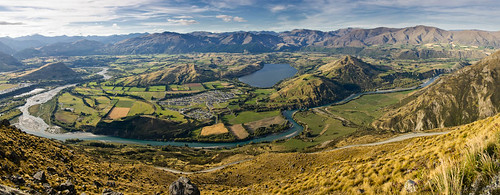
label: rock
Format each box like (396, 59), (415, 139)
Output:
(9, 175), (25, 185)
(33, 170), (47, 183)
(56, 180), (76, 195)
(169, 177), (200, 195)
(0, 119), (10, 127)
(404, 179), (417, 193)
(0, 184), (27, 195)
(102, 188), (123, 195)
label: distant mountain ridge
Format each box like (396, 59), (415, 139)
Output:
(106, 25), (500, 55)
(3, 25), (500, 58)
(0, 52), (22, 72)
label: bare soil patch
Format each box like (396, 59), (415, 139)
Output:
(201, 123), (229, 136)
(244, 116), (286, 133)
(228, 124), (249, 139)
(108, 107), (130, 119)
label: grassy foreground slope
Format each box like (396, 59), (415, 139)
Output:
(195, 114), (500, 194)
(0, 122), (178, 194)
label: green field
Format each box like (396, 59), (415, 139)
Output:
(115, 99), (134, 107)
(129, 87), (147, 92)
(148, 85), (166, 92)
(223, 110), (280, 125)
(326, 90), (413, 126)
(127, 101), (155, 116)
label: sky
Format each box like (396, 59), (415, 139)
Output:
(0, 0), (499, 37)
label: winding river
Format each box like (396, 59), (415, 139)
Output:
(13, 66), (440, 148)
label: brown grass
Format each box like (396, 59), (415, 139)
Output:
(244, 116), (286, 133)
(108, 107), (130, 119)
(201, 123), (229, 136)
(185, 83), (203, 87)
(194, 114), (500, 194)
(229, 124), (249, 140)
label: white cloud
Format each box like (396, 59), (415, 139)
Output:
(167, 18), (199, 25)
(0, 0), (210, 36)
(216, 15), (246, 22)
(174, 16), (194, 19)
(216, 15), (233, 22)
(204, 0), (256, 9)
(233, 16), (246, 22)
(270, 5), (287, 13)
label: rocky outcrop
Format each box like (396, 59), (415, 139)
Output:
(169, 177), (200, 195)
(373, 50), (500, 132)
(33, 170), (47, 183)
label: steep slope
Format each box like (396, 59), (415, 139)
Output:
(195, 114), (500, 194)
(0, 121), (177, 194)
(318, 55), (383, 89)
(270, 74), (351, 108)
(0, 52), (22, 72)
(373, 51), (500, 132)
(119, 64), (215, 86)
(16, 62), (80, 81)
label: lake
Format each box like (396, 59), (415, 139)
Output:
(238, 64), (297, 88)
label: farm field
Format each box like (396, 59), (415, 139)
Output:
(228, 124), (249, 140)
(244, 116), (286, 133)
(108, 107), (130, 119)
(200, 123), (229, 136)
(223, 110), (281, 125)
(326, 90), (413, 126)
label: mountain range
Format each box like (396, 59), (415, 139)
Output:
(2, 25), (500, 59)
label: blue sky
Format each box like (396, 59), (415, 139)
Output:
(0, 0), (499, 37)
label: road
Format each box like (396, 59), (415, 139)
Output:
(158, 131), (449, 174)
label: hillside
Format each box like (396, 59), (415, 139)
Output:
(373, 50), (500, 132)
(0, 121), (178, 194)
(194, 113), (500, 194)
(118, 64), (216, 86)
(318, 55), (384, 89)
(0, 52), (22, 72)
(13, 40), (104, 59)
(270, 74), (351, 108)
(0, 42), (15, 55)
(16, 62), (80, 81)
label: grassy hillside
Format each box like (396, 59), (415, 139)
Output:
(194, 114), (500, 194)
(118, 64), (216, 86)
(16, 62), (79, 81)
(270, 74), (351, 108)
(319, 55), (384, 89)
(0, 122), (178, 194)
(373, 50), (500, 132)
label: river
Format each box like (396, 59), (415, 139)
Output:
(13, 67), (440, 148)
